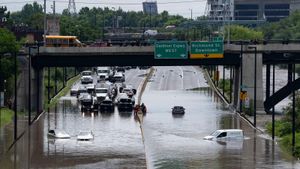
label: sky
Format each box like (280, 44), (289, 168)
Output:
(0, 0), (207, 19)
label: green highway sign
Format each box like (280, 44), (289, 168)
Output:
(212, 36), (223, 41)
(155, 41), (188, 59)
(190, 41), (224, 59)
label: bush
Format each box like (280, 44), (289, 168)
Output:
(266, 120), (292, 137)
(0, 108), (14, 128)
(280, 133), (300, 157)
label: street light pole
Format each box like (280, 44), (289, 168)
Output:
(248, 46), (257, 127)
(239, 43), (243, 112)
(28, 48), (32, 125)
(254, 47), (257, 127)
(227, 1), (231, 44)
(14, 52), (17, 140)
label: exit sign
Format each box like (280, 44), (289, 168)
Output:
(190, 41), (224, 59)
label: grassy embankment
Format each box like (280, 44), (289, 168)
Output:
(266, 120), (300, 157)
(44, 74), (80, 108)
(0, 108), (14, 128)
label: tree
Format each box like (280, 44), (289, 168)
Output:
(0, 28), (19, 53)
(0, 28), (19, 103)
(260, 11), (300, 40)
(10, 2), (43, 29)
(226, 25), (264, 41)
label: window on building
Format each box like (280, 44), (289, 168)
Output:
(265, 4), (289, 10)
(235, 4), (258, 10)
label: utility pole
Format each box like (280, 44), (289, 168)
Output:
(150, 5), (152, 28)
(112, 7), (115, 33)
(52, 1), (56, 15)
(227, 0), (231, 44)
(44, 0), (47, 45)
(189, 9), (193, 20)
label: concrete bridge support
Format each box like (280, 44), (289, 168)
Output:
(233, 66), (240, 110)
(32, 68), (44, 116)
(241, 52), (264, 112)
(15, 56), (43, 123)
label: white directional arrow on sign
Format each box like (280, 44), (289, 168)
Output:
(180, 54), (186, 57)
(156, 54), (162, 58)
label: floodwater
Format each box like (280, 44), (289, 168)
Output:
(141, 66), (300, 169)
(142, 90), (300, 169)
(218, 65), (294, 112)
(0, 66), (299, 169)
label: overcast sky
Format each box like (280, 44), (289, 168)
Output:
(1, 0), (207, 18)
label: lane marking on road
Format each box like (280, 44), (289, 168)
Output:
(178, 66), (184, 89)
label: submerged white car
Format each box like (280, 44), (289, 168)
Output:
(48, 129), (71, 139)
(77, 131), (94, 141)
(203, 129), (244, 141)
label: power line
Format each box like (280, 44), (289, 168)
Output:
(0, 0), (207, 16)
(48, 0), (206, 6)
(0, 0), (207, 5)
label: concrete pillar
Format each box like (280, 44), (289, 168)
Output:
(233, 65), (240, 110)
(32, 68), (44, 114)
(242, 51), (264, 112)
(16, 55), (29, 112)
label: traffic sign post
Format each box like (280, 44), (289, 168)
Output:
(190, 41), (224, 59)
(240, 90), (247, 101)
(155, 41), (188, 59)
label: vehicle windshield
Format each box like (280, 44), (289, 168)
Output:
(82, 71), (92, 76)
(78, 131), (90, 135)
(95, 89), (108, 93)
(98, 70), (109, 73)
(211, 130), (221, 137)
(102, 100), (112, 104)
(79, 89), (87, 93)
(174, 106), (183, 110)
(120, 99), (131, 103)
(123, 89), (131, 92)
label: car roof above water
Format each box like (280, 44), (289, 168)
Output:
(215, 129), (243, 133)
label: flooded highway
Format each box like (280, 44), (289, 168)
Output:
(142, 66), (300, 169)
(0, 66), (300, 169)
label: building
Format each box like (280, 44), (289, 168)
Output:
(207, 0), (234, 21)
(207, 0), (300, 22)
(143, 1), (158, 15)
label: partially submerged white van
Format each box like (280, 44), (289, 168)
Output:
(203, 129), (244, 141)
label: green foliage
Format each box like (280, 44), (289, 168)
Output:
(43, 68), (79, 107)
(281, 95), (300, 130)
(295, 64), (300, 76)
(0, 57), (14, 80)
(260, 10), (300, 40)
(0, 108), (14, 128)
(45, 75), (80, 108)
(264, 92), (300, 157)
(0, 28), (19, 53)
(59, 7), (186, 41)
(266, 121), (292, 137)
(10, 2), (43, 29)
(280, 133), (300, 157)
(0, 28), (19, 104)
(217, 78), (231, 97)
(225, 25), (264, 41)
